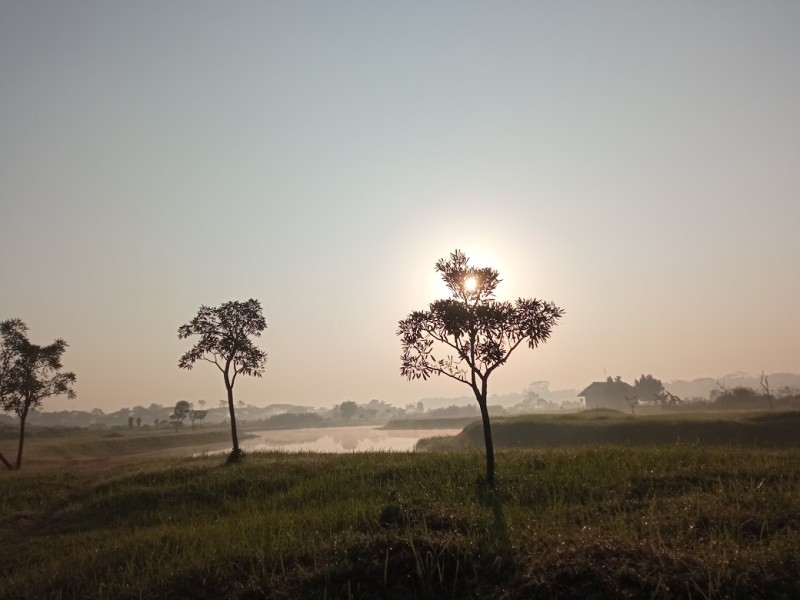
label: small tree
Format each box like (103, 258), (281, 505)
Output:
(170, 400), (191, 432)
(189, 409), (207, 428)
(128, 416), (134, 429)
(398, 250), (563, 486)
(338, 400), (359, 422)
(0, 319), (76, 469)
(634, 374), (665, 405)
(760, 371), (774, 410)
(178, 299), (267, 462)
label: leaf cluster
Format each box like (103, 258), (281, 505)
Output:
(398, 250), (564, 387)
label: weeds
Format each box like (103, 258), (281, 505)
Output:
(1, 445), (799, 598)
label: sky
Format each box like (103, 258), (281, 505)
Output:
(1, 1), (798, 412)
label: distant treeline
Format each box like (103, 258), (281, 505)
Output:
(381, 417), (479, 430)
(676, 386), (800, 412)
(6, 382), (798, 433)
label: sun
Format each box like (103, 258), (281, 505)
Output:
(463, 276), (478, 292)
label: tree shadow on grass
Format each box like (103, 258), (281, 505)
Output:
(475, 477), (512, 561)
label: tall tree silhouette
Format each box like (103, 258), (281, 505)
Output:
(398, 250), (563, 486)
(178, 299), (267, 463)
(0, 319), (76, 469)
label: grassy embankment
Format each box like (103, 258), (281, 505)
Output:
(0, 424), (256, 465)
(417, 409), (800, 450)
(1, 411), (799, 599)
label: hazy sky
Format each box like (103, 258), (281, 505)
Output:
(2, 2), (798, 411)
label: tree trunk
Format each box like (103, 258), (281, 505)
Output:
(477, 397), (495, 487)
(226, 383), (241, 460)
(16, 406), (28, 470)
(0, 450), (11, 470)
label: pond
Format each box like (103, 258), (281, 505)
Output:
(193, 425), (463, 455)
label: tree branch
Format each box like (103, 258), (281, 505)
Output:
(486, 336), (526, 377)
(199, 355), (224, 373)
(428, 363), (470, 385)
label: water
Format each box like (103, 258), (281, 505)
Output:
(194, 425), (462, 455)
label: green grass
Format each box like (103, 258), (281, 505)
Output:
(0, 426), (254, 463)
(418, 409), (800, 450)
(2, 444), (799, 599)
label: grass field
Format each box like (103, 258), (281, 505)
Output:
(1, 412), (799, 598)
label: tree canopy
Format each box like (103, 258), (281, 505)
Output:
(398, 250), (563, 485)
(634, 374), (665, 401)
(170, 400), (191, 432)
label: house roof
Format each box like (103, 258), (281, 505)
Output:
(578, 381), (636, 397)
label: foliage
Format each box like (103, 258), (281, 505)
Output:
(713, 387), (767, 410)
(633, 374), (664, 401)
(188, 409), (207, 428)
(178, 299), (267, 461)
(169, 401), (191, 432)
(0, 319), (28, 399)
(337, 400), (358, 421)
(0, 319), (76, 469)
(398, 250), (563, 485)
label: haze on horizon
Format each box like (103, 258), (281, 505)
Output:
(1, 2), (798, 412)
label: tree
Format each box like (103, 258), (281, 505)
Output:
(760, 371), (774, 410)
(633, 374), (681, 407)
(0, 319), (76, 469)
(128, 416), (134, 429)
(338, 400), (358, 422)
(178, 299), (267, 462)
(398, 250), (563, 486)
(634, 374), (664, 402)
(169, 400), (191, 432)
(136, 416), (142, 428)
(189, 409), (207, 428)
(0, 320), (25, 470)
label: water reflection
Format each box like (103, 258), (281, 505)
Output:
(202, 426), (462, 454)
